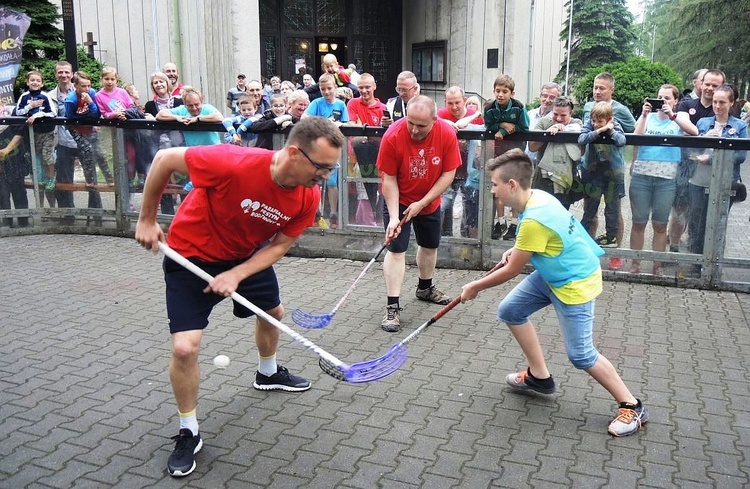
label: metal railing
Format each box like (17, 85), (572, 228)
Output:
(2, 116), (749, 292)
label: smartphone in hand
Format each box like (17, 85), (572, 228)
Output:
(646, 98), (664, 110)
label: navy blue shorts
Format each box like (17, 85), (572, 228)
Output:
(163, 256), (280, 334)
(383, 203), (441, 253)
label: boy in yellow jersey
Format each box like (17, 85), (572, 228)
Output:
(459, 148), (647, 437)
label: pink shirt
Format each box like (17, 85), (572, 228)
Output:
(95, 87), (134, 118)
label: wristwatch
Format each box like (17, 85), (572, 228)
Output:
(196, 116), (201, 122)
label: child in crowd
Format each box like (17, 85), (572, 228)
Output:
(121, 82), (153, 196)
(123, 83), (145, 111)
(322, 53), (358, 95)
(303, 73), (349, 227)
(483, 74), (529, 241)
(459, 148), (647, 438)
(247, 92), (294, 150)
(64, 71), (105, 210)
(95, 66), (134, 120)
(222, 96), (260, 147)
(578, 101), (627, 250)
(15, 71), (57, 196)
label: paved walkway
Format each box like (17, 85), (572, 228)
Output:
(1, 234), (749, 488)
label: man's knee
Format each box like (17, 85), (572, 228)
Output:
(263, 304), (284, 322)
(172, 333), (201, 361)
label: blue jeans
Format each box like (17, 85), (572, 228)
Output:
(497, 271), (599, 369)
(628, 174), (676, 225)
(687, 183), (709, 255)
(580, 168), (624, 238)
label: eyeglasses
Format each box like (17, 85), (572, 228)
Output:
(395, 85), (417, 94)
(297, 146), (339, 175)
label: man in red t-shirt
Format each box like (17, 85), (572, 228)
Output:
(347, 73), (391, 221)
(135, 117), (345, 478)
(436, 86), (481, 237)
(376, 95), (461, 332)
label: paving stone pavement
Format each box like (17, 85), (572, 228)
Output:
(1, 234), (749, 489)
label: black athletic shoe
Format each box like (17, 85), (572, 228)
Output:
(491, 221), (507, 240)
(167, 428), (203, 477)
(506, 368), (556, 394)
(503, 223), (518, 241)
(253, 365), (311, 392)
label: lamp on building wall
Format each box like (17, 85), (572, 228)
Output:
(318, 43), (329, 52)
(330, 43), (338, 51)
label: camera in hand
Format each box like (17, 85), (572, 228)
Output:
(331, 110), (342, 122)
(382, 110), (391, 119)
(646, 98), (664, 110)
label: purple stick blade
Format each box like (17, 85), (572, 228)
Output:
(291, 308), (334, 329)
(319, 344), (408, 383)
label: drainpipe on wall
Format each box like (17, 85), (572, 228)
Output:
(502, 0), (507, 71)
(172, 0), (183, 71)
(527, 0), (535, 101)
(152, 0), (160, 70)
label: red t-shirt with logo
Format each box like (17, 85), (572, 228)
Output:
(376, 117), (461, 215)
(347, 97), (386, 125)
(167, 145), (320, 261)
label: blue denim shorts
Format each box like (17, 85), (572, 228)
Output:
(497, 271), (599, 370)
(628, 174), (676, 225)
(163, 256), (280, 333)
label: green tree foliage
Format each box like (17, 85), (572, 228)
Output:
(557, 0), (637, 90)
(650, 0), (750, 94)
(8, 1), (104, 94)
(573, 56), (683, 116)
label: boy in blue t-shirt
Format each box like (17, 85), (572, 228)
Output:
(303, 73), (349, 227)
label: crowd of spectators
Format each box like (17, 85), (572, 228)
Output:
(1, 57), (747, 279)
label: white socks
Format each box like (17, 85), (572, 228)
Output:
(179, 409), (199, 435)
(258, 354), (278, 377)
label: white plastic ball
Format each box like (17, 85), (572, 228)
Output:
(213, 355), (230, 369)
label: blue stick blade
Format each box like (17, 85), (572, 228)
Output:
(291, 308), (334, 329)
(319, 344), (408, 383)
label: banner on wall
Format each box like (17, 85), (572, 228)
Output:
(0, 7), (31, 106)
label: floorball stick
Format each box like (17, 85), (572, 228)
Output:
(292, 215), (409, 329)
(158, 242), (405, 383)
(318, 260), (507, 379)
(395, 260), (505, 347)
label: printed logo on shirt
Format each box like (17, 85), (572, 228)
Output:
(108, 99), (127, 112)
(240, 198), (291, 226)
(409, 148), (435, 180)
(689, 108), (696, 116)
